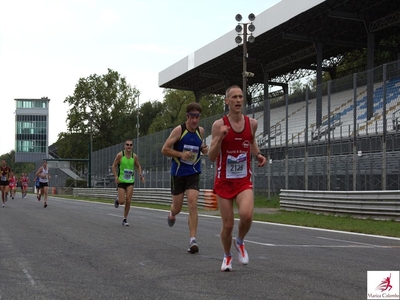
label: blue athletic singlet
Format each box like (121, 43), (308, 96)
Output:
(171, 123), (203, 176)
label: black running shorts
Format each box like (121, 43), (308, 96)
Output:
(170, 173), (200, 195)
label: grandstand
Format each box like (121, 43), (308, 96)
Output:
(91, 65), (400, 193)
(89, 0), (400, 193)
(256, 74), (400, 148)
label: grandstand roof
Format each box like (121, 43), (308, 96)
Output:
(158, 0), (400, 96)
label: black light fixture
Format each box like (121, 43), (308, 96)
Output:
(235, 13), (256, 107)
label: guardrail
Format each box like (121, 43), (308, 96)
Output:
(72, 188), (218, 210)
(280, 189), (400, 221)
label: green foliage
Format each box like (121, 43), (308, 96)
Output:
(60, 68), (140, 158)
(56, 132), (90, 160)
(55, 133), (89, 172)
(139, 100), (164, 136)
(0, 150), (35, 176)
(147, 89), (224, 134)
(148, 89), (194, 134)
(50, 68), (225, 158)
(199, 93), (225, 116)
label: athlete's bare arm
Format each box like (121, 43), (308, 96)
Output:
(208, 118), (229, 162)
(199, 126), (209, 155)
(249, 118), (267, 167)
(134, 153), (145, 183)
(161, 125), (184, 158)
(112, 152), (122, 183)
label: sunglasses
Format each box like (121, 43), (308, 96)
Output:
(126, 143), (133, 146)
(187, 113), (201, 118)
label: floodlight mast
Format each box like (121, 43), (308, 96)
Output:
(235, 13), (256, 109)
(242, 24), (248, 107)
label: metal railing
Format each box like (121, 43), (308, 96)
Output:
(72, 187), (218, 210)
(280, 189), (400, 221)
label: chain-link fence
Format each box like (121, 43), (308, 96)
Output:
(90, 60), (400, 195)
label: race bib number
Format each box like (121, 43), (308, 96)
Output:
(1, 175), (6, 181)
(123, 169), (133, 181)
(181, 144), (199, 165)
(226, 153), (247, 179)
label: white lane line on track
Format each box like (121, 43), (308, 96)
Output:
(241, 238), (397, 248)
(65, 199), (399, 242)
(109, 213), (122, 217)
(252, 220), (400, 241)
(23, 269), (35, 286)
(317, 236), (385, 247)
(243, 239), (375, 248)
(91, 202), (400, 242)
(214, 235), (382, 248)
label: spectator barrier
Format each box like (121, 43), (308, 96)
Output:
(280, 189), (400, 221)
(72, 188), (218, 211)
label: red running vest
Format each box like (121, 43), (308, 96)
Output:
(215, 115), (253, 182)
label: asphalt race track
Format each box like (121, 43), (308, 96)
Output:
(1, 194), (399, 300)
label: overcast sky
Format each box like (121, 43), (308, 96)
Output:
(0, 0), (281, 156)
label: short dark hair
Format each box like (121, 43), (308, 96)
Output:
(186, 102), (202, 114)
(225, 85), (242, 98)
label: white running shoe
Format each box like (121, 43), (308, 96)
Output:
(187, 239), (199, 254)
(221, 255), (232, 272)
(234, 239), (249, 265)
(122, 219), (129, 226)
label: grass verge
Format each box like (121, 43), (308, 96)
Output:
(56, 194), (400, 238)
(253, 194), (400, 238)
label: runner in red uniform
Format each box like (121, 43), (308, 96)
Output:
(208, 85), (266, 271)
(0, 160), (12, 207)
(8, 174), (17, 200)
(21, 173), (29, 198)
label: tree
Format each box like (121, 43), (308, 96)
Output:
(138, 100), (164, 136)
(60, 69), (140, 159)
(148, 89), (194, 134)
(55, 132), (89, 173)
(147, 89), (225, 134)
(0, 151), (35, 176)
(198, 93), (225, 117)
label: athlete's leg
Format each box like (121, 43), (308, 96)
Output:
(117, 186), (126, 205)
(0, 185), (5, 203)
(123, 185), (134, 219)
(4, 186), (9, 199)
(43, 186), (48, 203)
(186, 189), (199, 238)
(217, 196), (235, 255)
(235, 189), (254, 241)
(171, 193), (184, 216)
